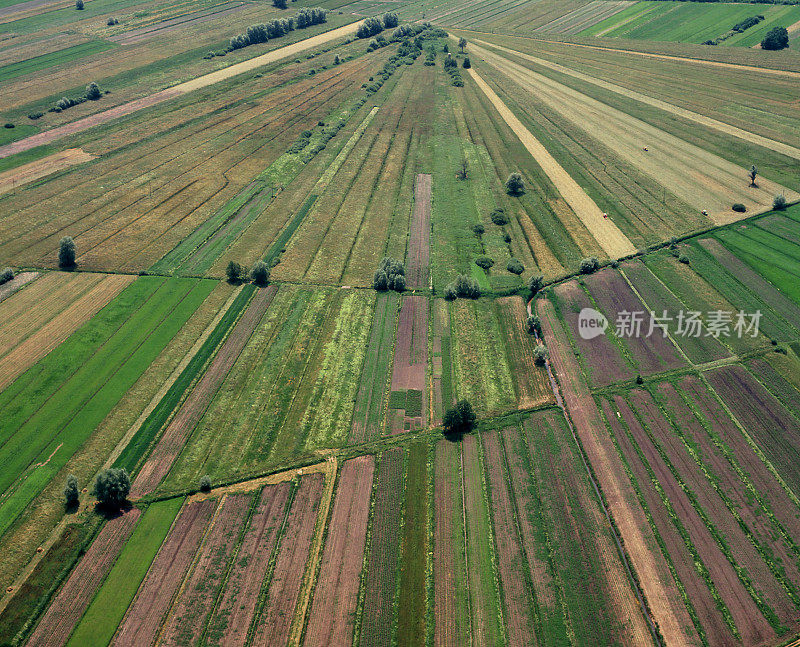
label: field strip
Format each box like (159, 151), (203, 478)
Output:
(472, 38), (800, 162)
(100, 285), (243, 471)
(287, 457), (338, 646)
(457, 29), (800, 79)
(466, 67), (636, 258)
(472, 43), (798, 221)
(0, 22), (363, 161)
(0, 148), (95, 195)
(193, 461), (328, 499)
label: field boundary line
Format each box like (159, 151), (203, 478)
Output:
(471, 38), (800, 162)
(465, 65), (636, 258)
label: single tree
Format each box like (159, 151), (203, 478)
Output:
(749, 164), (758, 187)
(462, 56), (470, 69)
(199, 475), (212, 492)
(93, 468), (130, 510)
(273, 0), (287, 8)
(458, 37), (467, 52)
(59, 236), (76, 268)
(472, 223), (485, 236)
(333, 54), (341, 65)
(490, 208), (508, 225)
(456, 158), (468, 180)
(533, 344), (549, 366)
(75, 0), (84, 9)
(526, 314), (541, 335)
(0, 267), (14, 285)
(761, 26), (789, 50)
(251, 260), (270, 286)
(86, 82), (102, 100)
(528, 274), (544, 295)
(442, 399), (476, 436)
(773, 194), (787, 210)
(579, 256), (600, 274)
(505, 172), (525, 195)
(507, 258), (524, 275)
(475, 256), (494, 270)
(64, 475), (79, 509)
(382, 11), (398, 28)
(226, 260), (245, 283)
(373, 269), (389, 291)
(391, 273), (406, 291)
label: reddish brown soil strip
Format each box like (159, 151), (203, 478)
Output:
(406, 173), (431, 289)
(600, 396), (739, 647)
(495, 296), (553, 409)
(705, 365), (800, 502)
(553, 280), (632, 387)
(585, 268), (685, 375)
(113, 498), (217, 647)
(630, 388), (797, 624)
(0, 271), (37, 303)
(388, 295), (428, 433)
(302, 455), (375, 647)
(358, 448), (404, 646)
(0, 23), (362, 160)
(536, 296), (696, 645)
(204, 483), (291, 647)
(433, 440), (467, 647)
(251, 474), (325, 646)
(160, 494), (253, 646)
(26, 508), (141, 647)
(0, 149), (94, 196)
(482, 431), (536, 645)
(131, 286), (277, 498)
(699, 238), (800, 333)
(620, 260), (729, 364)
(110, 3), (247, 45)
(748, 358), (800, 423)
(612, 394), (774, 645)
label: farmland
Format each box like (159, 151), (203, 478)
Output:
(1, 1), (800, 646)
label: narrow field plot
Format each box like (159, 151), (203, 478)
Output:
(303, 455), (374, 646)
(494, 296), (553, 408)
(25, 508), (140, 647)
(160, 287), (375, 491)
(388, 296), (428, 433)
(449, 299), (516, 417)
(349, 291), (398, 444)
(406, 173), (432, 289)
(550, 281), (633, 388)
(0, 148), (94, 196)
(535, 0), (633, 34)
(584, 268), (686, 375)
(432, 439), (470, 647)
(0, 276), (214, 540)
(0, 270), (37, 303)
(253, 474), (325, 646)
(431, 299), (455, 426)
(358, 448), (404, 646)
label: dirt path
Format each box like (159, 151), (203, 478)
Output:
(472, 43), (798, 223)
(0, 148), (95, 195)
(466, 67), (636, 258)
(473, 38), (800, 162)
(0, 22), (362, 161)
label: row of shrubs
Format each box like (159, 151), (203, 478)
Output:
(355, 11), (398, 39)
(443, 53), (463, 86)
(703, 14), (764, 45)
(29, 82), (105, 119)
(225, 8), (326, 53)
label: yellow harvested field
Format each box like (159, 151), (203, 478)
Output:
(472, 38), (800, 162)
(472, 43), (798, 224)
(0, 272), (133, 390)
(0, 149), (95, 196)
(467, 67), (637, 258)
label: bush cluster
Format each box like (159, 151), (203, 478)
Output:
(373, 257), (406, 291)
(506, 258), (524, 275)
(475, 256), (494, 270)
(228, 8), (325, 51)
(703, 14), (764, 44)
(490, 207), (508, 225)
(579, 256), (600, 274)
(443, 54), (463, 86)
(357, 12), (396, 38)
(49, 82), (104, 114)
(444, 274), (480, 300)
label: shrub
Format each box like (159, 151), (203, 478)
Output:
(59, 236), (76, 268)
(446, 274), (480, 299)
(64, 475), (79, 509)
(475, 256), (494, 270)
(226, 260), (246, 283)
(444, 284), (457, 300)
(357, 16), (383, 38)
(442, 400), (476, 436)
(636, 375), (644, 385)
(0, 267), (14, 284)
(503, 233), (511, 243)
(732, 203), (747, 213)
(443, 54), (457, 69)
(526, 314), (541, 335)
(199, 475), (212, 492)
(490, 208), (508, 225)
(773, 194), (787, 210)
(761, 26), (789, 50)
(462, 56), (470, 69)
(75, 0), (83, 9)
(579, 256), (600, 274)
(93, 468), (130, 510)
(472, 223), (485, 236)
(273, 0), (287, 7)
(507, 258), (524, 275)
(107, 17), (119, 25)
(679, 254), (690, 264)
(528, 274), (543, 295)
(86, 82), (102, 101)
(505, 172), (524, 195)
(28, 112), (43, 120)
(3, 123), (13, 129)
(251, 260), (270, 286)
(532, 344), (549, 366)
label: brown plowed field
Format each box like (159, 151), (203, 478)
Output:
(113, 498), (217, 647)
(302, 455), (374, 647)
(130, 286), (276, 498)
(388, 296), (428, 433)
(26, 508), (140, 647)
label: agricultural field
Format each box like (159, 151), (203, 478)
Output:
(1, 1), (800, 646)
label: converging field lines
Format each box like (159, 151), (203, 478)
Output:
(466, 67), (637, 258)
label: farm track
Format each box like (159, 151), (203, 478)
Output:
(0, 22), (363, 160)
(470, 38), (800, 162)
(130, 285), (276, 498)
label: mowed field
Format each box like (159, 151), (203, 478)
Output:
(2, 0), (800, 645)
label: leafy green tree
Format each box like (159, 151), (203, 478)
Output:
(462, 57), (470, 69)
(86, 82), (102, 100)
(458, 37), (467, 52)
(505, 172), (524, 195)
(273, 0), (287, 8)
(443, 399), (476, 436)
(507, 258), (524, 275)
(526, 314), (541, 335)
(199, 475), (212, 492)
(226, 261), (246, 283)
(761, 26), (789, 50)
(579, 257), (600, 274)
(59, 236), (76, 268)
(251, 261), (270, 286)
(533, 345), (548, 366)
(64, 475), (79, 509)
(93, 468), (130, 510)
(749, 164), (758, 187)
(75, 0), (84, 9)
(0, 267), (14, 285)
(528, 274), (543, 295)
(773, 194), (787, 210)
